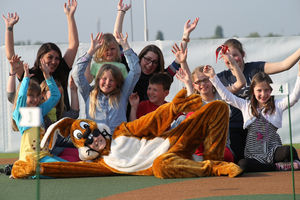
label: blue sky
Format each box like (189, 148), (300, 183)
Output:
(1, 0), (300, 45)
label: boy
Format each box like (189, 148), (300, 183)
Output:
(129, 72), (172, 121)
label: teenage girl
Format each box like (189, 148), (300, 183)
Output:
(72, 32), (141, 133)
(204, 64), (300, 172)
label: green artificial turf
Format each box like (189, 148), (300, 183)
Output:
(0, 174), (193, 200)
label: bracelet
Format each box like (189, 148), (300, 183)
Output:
(182, 37), (190, 42)
(7, 26), (13, 32)
(9, 72), (16, 76)
(118, 10), (126, 13)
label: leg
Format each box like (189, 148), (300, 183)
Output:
(229, 127), (247, 163)
(164, 101), (229, 160)
(152, 152), (242, 178)
(238, 158), (275, 172)
(274, 145), (300, 162)
(115, 89), (202, 138)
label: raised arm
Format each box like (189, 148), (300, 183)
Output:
(172, 43), (193, 96)
(181, 17), (199, 50)
(113, 0), (131, 38)
(2, 12), (19, 60)
(128, 92), (139, 121)
(264, 48), (300, 75)
(7, 55), (23, 103)
(222, 53), (246, 93)
(69, 75), (79, 112)
(63, 0), (79, 68)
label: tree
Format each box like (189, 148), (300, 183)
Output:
(214, 25), (224, 38)
(247, 32), (260, 38)
(156, 30), (164, 40)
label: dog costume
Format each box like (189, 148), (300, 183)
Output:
(11, 89), (242, 179)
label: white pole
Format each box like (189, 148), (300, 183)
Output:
(130, 0), (134, 41)
(143, 0), (148, 41)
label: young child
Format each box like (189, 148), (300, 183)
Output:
(173, 42), (245, 162)
(11, 60), (66, 178)
(203, 64), (300, 172)
(72, 32), (141, 134)
(84, 33), (128, 83)
(40, 76), (80, 162)
(129, 72), (172, 121)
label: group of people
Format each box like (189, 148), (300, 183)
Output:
(3, 0), (300, 178)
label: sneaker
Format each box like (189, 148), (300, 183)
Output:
(4, 164), (13, 176)
(275, 162), (299, 171)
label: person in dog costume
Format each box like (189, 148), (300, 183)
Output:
(11, 89), (243, 179)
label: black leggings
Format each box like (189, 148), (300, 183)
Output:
(238, 145), (299, 172)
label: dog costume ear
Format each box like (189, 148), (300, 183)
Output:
(40, 117), (76, 150)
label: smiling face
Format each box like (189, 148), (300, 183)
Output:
(253, 81), (272, 108)
(26, 92), (42, 107)
(140, 51), (159, 75)
(104, 43), (119, 62)
(147, 83), (169, 106)
(41, 50), (60, 73)
(227, 46), (245, 70)
(193, 71), (214, 96)
(99, 70), (117, 95)
(88, 134), (106, 152)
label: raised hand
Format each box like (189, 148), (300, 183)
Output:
(202, 65), (215, 79)
(2, 12), (19, 28)
(176, 68), (191, 85)
(23, 63), (33, 78)
(183, 17), (199, 37)
(115, 32), (129, 50)
(172, 43), (187, 64)
(40, 59), (51, 79)
(69, 75), (77, 91)
(129, 92), (140, 108)
(64, 0), (77, 17)
(118, 0), (131, 12)
(9, 55), (23, 75)
(87, 32), (103, 56)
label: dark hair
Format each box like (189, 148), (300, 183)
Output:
(138, 45), (165, 73)
(33, 42), (62, 70)
(224, 39), (245, 57)
(249, 72), (275, 117)
(149, 72), (172, 91)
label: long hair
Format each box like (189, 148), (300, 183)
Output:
(33, 42), (62, 71)
(249, 72), (275, 117)
(93, 33), (121, 63)
(89, 64), (124, 118)
(40, 79), (65, 119)
(12, 79), (41, 131)
(224, 38), (245, 57)
(138, 45), (165, 74)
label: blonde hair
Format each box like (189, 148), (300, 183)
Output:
(89, 64), (124, 118)
(40, 79), (65, 119)
(191, 66), (205, 94)
(12, 79), (41, 131)
(93, 33), (121, 63)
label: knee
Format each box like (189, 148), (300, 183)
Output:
(238, 159), (248, 171)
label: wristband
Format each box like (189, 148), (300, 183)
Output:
(182, 37), (190, 42)
(7, 26), (13, 31)
(118, 10), (126, 13)
(9, 72), (16, 76)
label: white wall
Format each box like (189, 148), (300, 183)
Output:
(1, 36), (300, 152)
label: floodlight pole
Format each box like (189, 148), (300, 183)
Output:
(130, 0), (134, 41)
(143, 0), (149, 41)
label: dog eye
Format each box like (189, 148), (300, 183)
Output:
(73, 129), (83, 139)
(80, 122), (90, 129)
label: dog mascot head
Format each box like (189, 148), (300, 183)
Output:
(41, 118), (111, 161)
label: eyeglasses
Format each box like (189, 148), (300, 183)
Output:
(143, 56), (159, 65)
(194, 78), (210, 85)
